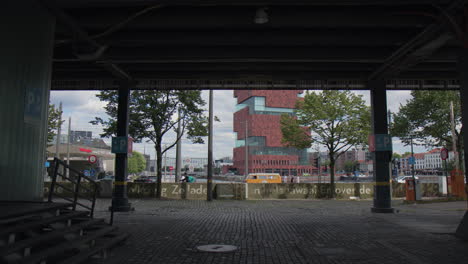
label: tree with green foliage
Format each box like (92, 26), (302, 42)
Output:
(402, 152), (412, 158)
(128, 151), (146, 175)
(47, 104), (64, 146)
(390, 90), (462, 167)
(91, 90), (209, 198)
(344, 160), (358, 173)
(280, 90), (371, 197)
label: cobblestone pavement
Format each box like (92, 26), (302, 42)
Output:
(93, 199), (468, 264)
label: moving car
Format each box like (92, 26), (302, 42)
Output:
(245, 173), (282, 183)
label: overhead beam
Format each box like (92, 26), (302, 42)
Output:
(54, 46), (457, 64)
(50, 78), (460, 91)
(57, 0), (455, 8)
(64, 7), (433, 30)
(86, 46), (396, 62)
(368, 0), (467, 79)
(51, 69), (460, 81)
(91, 29), (420, 47)
(40, 0), (132, 81)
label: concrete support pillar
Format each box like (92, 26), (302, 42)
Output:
(0, 1), (55, 200)
(369, 80), (394, 213)
(111, 83), (132, 211)
(455, 49), (468, 240)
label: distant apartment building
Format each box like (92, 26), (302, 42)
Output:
(400, 148), (455, 173)
(335, 148), (370, 171)
(318, 148), (372, 174)
(232, 90), (314, 176)
(70, 130), (92, 143)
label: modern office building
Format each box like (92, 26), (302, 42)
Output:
(233, 90), (314, 176)
(70, 130), (92, 143)
(147, 157), (208, 173)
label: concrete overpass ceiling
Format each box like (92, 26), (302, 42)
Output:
(49, 0), (467, 89)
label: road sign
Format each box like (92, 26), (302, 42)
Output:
(24, 86), (43, 125)
(408, 156), (415, 165)
(368, 134), (392, 152)
(169, 166), (174, 171)
(89, 169), (96, 177)
(83, 170), (90, 177)
(88, 155), (98, 164)
(440, 148), (449, 160)
(112, 137), (128, 153)
(111, 137), (133, 154)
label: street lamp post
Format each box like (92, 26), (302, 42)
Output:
(410, 136), (417, 201)
(244, 121), (249, 177)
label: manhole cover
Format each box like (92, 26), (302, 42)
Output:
(196, 244), (238, 253)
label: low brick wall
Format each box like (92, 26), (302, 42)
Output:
(246, 183), (375, 199)
(44, 182), (441, 200)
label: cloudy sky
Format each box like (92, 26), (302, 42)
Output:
(50, 89), (427, 160)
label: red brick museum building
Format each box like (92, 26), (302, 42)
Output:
(233, 90), (314, 176)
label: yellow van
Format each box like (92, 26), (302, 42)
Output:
(245, 173), (282, 183)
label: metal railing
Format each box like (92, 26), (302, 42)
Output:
(48, 158), (99, 217)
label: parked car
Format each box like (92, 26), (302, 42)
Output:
(396, 176), (419, 183)
(103, 175), (115, 181)
(134, 176), (151, 183)
(148, 176), (157, 183)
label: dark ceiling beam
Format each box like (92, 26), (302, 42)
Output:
(64, 46), (455, 63)
(368, 0), (467, 80)
(92, 29), (420, 47)
(85, 46), (397, 62)
(57, 0), (453, 8)
(52, 68), (459, 81)
(54, 61), (456, 72)
(60, 6), (437, 34)
(40, 0), (132, 81)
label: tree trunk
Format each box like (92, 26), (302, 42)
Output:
(155, 144), (163, 198)
(329, 154), (336, 198)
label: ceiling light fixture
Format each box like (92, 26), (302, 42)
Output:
(254, 7), (269, 24)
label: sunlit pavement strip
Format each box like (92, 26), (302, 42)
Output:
(93, 199), (468, 264)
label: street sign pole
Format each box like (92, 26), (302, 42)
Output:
(410, 137), (417, 201)
(441, 148), (450, 197)
(440, 148), (450, 197)
(445, 159), (450, 197)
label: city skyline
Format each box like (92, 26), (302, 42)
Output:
(50, 90), (429, 160)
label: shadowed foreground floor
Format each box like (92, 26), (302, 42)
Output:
(94, 199), (468, 264)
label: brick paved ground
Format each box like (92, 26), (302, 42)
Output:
(93, 199), (468, 264)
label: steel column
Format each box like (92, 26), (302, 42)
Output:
(207, 90), (213, 201)
(111, 82), (132, 212)
(455, 49), (468, 240)
(369, 79), (394, 213)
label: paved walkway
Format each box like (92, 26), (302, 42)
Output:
(94, 199), (468, 264)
